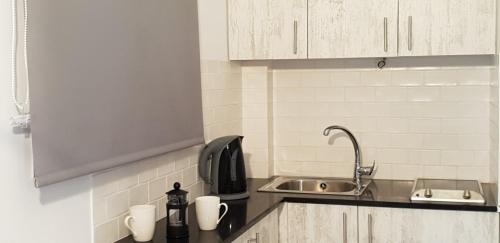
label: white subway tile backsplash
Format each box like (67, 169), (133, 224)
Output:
(407, 87), (440, 102)
(182, 166), (197, 187)
(441, 118), (489, 134)
(392, 164), (423, 180)
(138, 160), (157, 183)
(94, 219), (118, 243)
(277, 87), (315, 102)
(389, 134), (424, 149)
(419, 150), (442, 165)
(315, 88), (345, 102)
(93, 197), (107, 226)
(345, 87), (375, 102)
(422, 134), (459, 150)
(423, 165), (457, 179)
(391, 70), (424, 86)
(187, 182), (203, 203)
(457, 135), (490, 150)
(441, 86), (489, 102)
(148, 177), (167, 201)
(157, 160), (175, 176)
(129, 184), (148, 206)
(441, 151), (475, 166)
(166, 171), (183, 189)
(423, 70), (459, 86)
(269, 66), (491, 182)
(174, 157), (190, 171)
(93, 172), (120, 198)
(474, 151), (490, 165)
(408, 119), (441, 133)
(375, 87), (407, 102)
(360, 71), (392, 86)
(301, 71), (331, 87)
(159, 197), (167, 219)
(274, 71), (301, 86)
(118, 215), (129, 240)
(377, 149), (409, 164)
(331, 71), (361, 86)
(245, 161), (270, 178)
(457, 166), (490, 180)
(107, 191), (129, 218)
(377, 118), (408, 133)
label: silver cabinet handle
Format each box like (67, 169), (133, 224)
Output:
(368, 214), (373, 243)
(293, 20), (298, 54)
(408, 16), (413, 51)
(383, 17), (388, 52)
(343, 212), (347, 243)
(247, 232), (260, 243)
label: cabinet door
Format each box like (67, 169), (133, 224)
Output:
(359, 206), (499, 243)
(399, 0), (495, 56)
(232, 208), (279, 243)
(308, 0), (398, 58)
(286, 203), (357, 243)
(358, 207), (392, 243)
(228, 0), (307, 60)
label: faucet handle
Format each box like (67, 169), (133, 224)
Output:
(369, 160), (376, 175)
(359, 160), (376, 176)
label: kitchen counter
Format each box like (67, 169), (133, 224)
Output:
(116, 178), (497, 243)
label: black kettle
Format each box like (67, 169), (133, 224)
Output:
(198, 136), (249, 200)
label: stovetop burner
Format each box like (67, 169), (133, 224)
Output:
(410, 178), (485, 205)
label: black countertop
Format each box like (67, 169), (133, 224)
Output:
(116, 178), (498, 243)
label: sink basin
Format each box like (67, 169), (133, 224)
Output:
(258, 177), (371, 196)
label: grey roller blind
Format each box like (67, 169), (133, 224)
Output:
(28, 0), (204, 187)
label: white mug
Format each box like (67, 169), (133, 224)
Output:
(195, 196), (228, 230)
(124, 205), (156, 242)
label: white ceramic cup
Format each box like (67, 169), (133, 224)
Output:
(124, 205), (156, 242)
(195, 196), (229, 230)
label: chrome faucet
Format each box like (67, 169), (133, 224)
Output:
(323, 125), (375, 192)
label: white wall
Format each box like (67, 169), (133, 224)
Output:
(0, 1), (92, 243)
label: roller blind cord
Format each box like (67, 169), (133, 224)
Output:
(11, 0), (31, 129)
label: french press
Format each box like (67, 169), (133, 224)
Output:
(166, 182), (189, 239)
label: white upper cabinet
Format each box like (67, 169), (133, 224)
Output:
(227, 0), (496, 60)
(308, 0), (399, 58)
(398, 0), (496, 56)
(228, 0), (308, 60)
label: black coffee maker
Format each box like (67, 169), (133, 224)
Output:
(198, 136), (249, 200)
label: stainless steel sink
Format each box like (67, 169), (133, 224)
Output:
(258, 177), (371, 196)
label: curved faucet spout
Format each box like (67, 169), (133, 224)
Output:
(323, 125), (374, 192)
(323, 125), (360, 152)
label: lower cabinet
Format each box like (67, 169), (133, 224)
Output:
(358, 206), (499, 243)
(233, 203), (499, 243)
(283, 203), (358, 243)
(232, 206), (279, 243)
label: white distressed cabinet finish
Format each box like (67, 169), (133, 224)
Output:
(228, 0), (307, 60)
(398, 0), (496, 56)
(358, 206), (499, 243)
(232, 208), (279, 243)
(285, 203), (357, 243)
(308, 0), (399, 58)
